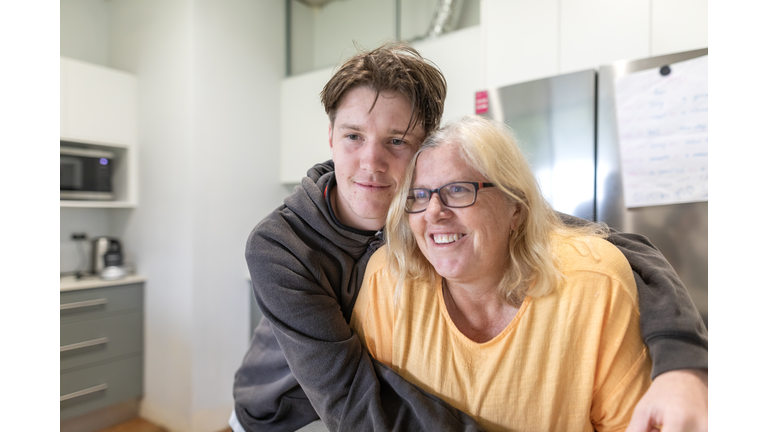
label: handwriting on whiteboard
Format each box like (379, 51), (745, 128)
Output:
(614, 55), (708, 208)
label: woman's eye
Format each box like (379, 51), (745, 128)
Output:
(391, 138), (406, 146)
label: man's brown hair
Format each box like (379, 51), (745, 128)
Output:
(320, 42), (447, 137)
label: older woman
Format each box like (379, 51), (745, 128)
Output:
(350, 115), (652, 431)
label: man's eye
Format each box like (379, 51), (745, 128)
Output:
(412, 190), (429, 200)
(347, 134), (360, 140)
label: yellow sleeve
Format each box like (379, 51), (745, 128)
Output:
(349, 248), (395, 366)
(589, 243), (653, 432)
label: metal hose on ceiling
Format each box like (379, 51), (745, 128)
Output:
(426, 0), (464, 38)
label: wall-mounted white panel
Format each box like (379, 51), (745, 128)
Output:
(280, 67), (335, 184)
(415, 26), (483, 124)
(61, 57), (137, 147)
(560, 0), (650, 73)
(651, 0), (708, 56)
(484, 0), (559, 89)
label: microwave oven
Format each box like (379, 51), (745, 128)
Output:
(60, 146), (115, 200)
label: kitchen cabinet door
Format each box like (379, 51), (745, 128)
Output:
(559, 0), (651, 74)
(279, 67), (334, 184)
(483, 0), (559, 89)
(651, 0), (708, 57)
(60, 57), (137, 147)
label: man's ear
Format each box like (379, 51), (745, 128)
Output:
(328, 123), (334, 153)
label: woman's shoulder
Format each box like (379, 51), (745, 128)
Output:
(366, 246), (390, 275)
(553, 234), (638, 304)
(361, 246), (398, 296)
(554, 234), (628, 271)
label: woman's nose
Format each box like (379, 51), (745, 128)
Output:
(423, 193), (448, 222)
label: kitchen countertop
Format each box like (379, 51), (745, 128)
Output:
(60, 274), (146, 292)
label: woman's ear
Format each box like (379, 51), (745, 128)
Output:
(509, 202), (523, 232)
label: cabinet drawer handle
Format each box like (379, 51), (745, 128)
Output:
(60, 337), (109, 352)
(60, 298), (108, 310)
(60, 383), (108, 402)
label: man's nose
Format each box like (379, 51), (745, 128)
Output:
(360, 142), (387, 173)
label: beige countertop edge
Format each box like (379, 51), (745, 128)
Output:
(60, 274), (147, 291)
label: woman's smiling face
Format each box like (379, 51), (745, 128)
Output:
(408, 144), (521, 286)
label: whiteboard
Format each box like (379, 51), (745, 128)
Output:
(613, 55), (708, 208)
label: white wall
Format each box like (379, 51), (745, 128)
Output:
(289, 0), (315, 75)
(60, 0), (110, 66)
(64, 0), (288, 431)
(60, 0), (114, 273)
(189, 1), (287, 426)
(108, 1), (197, 428)
(313, 0), (396, 70)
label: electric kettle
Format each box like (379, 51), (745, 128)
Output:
(91, 237), (126, 280)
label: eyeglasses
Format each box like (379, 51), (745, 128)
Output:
(405, 181), (495, 213)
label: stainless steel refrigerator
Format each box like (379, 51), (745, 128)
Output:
(484, 48), (708, 323)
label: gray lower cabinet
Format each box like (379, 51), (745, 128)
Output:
(60, 283), (144, 421)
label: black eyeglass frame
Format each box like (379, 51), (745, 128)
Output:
(405, 181), (495, 214)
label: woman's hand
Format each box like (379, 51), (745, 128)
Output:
(626, 369), (708, 432)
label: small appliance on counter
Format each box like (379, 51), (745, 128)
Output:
(91, 237), (127, 280)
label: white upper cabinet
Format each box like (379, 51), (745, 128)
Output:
(651, 0), (708, 57)
(60, 57), (137, 147)
(560, 0), (651, 74)
(483, 0), (560, 89)
(279, 67), (334, 185)
(60, 57), (139, 207)
(414, 27), (483, 124)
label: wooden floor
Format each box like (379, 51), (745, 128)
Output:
(98, 418), (167, 432)
(98, 417), (230, 432)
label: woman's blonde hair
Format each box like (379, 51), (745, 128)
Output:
(385, 115), (607, 305)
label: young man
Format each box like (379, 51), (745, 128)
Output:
(232, 43), (708, 432)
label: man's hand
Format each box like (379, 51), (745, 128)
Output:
(626, 369), (708, 432)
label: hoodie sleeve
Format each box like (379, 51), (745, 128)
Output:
(235, 213), (485, 432)
(558, 212), (708, 378)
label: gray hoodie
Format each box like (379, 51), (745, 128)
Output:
(233, 160), (707, 432)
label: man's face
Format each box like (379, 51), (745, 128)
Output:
(329, 86), (425, 231)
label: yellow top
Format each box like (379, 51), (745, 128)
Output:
(351, 235), (651, 432)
